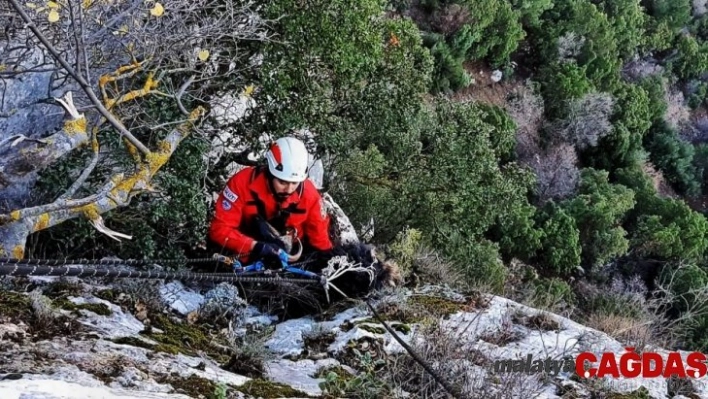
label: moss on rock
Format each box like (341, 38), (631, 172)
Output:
(409, 294), (466, 318)
(358, 324), (386, 334)
(158, 372), (221, 398)
(0, 290), (84, 339)
(111, 336), (157, 350)
(53, 297), (112, 316)
(93, 289), (119, 302)
(140, 314), (229, 363)
(0, 291), (32, 320)
(606, 386), (651, 398)
(43, 280), (84, 299)
(351, 317), (411, 335)
(238, 379), (310, 397)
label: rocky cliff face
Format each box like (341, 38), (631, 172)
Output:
(0, 40), (65, 209)
(1, 261), (707, 399)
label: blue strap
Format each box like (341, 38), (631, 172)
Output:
(232, 249), (320, 279)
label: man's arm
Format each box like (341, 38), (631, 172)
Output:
(208, 178), (256, 256)
(303, 189), (333, 251)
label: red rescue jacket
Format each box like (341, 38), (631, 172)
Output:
(208, 165), (333, 262)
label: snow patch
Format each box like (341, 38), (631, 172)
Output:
(0, 378), (194, 399)
(159, 281), (204, 316)
(68, 296), (145, 339)
(265, 358), (341, 396)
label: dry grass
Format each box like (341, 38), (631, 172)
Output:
(584, 313), (654, 348)
(450, 61), (527, 109)
(384, 322), (547, 399)
(641, 160), (679, 199)
(665, 86), (692, 132)
(408, 244), (467, 291)
(512, 311), (561, 332)
(573, 268), (708, 352)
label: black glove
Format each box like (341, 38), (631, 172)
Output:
(253, 241), (283, 262)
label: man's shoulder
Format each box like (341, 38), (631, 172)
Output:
(228, 166), (258, 185)
(301, 179), (325, 202)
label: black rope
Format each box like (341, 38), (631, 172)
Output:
(365, 298), (467, 399)
(0, 264), (322, 285)
(0, 257), (226, 266)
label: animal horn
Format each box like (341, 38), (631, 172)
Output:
(287, 237), (303, 262)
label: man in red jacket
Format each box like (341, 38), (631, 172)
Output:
(208, 136), (335, 266)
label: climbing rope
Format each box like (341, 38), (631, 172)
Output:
(364, 298), (467, 399)
(0, 256), (243, 267)
(0, 256), (323, 286)
(0, 263), (322, 285)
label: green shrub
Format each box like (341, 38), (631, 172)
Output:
(631, 200), (708, 261)
(536, 61), (594, 120)
(528, 0), (621, 90)
(531, 278), (577, 309)
(535, 204), (582, 277)
(643, 122), (701, 197)
(560, 168), (635, 270)
(641, 0), (692, 31)
(388, 227), (424, 277)
(593, 0), (648, 60)
(669, 34), (708, 81)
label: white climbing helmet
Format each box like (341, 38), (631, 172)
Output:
(265, 137), (310, 182)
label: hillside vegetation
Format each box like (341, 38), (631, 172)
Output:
(18, 0), (708, 356)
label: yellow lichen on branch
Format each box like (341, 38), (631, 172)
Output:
(12, 245), (24, 259)
(63, 116), (88, 135)
(98, 61), (145, 89)
(91, 127), (100, 152)
(105, 72), (160, 109)
(145, 106), (206, 174)
(111, 170), (146, 197)
(10, 210), (21, 221)
(145, 151), (171, 175)
(124, 138), (141, 163)
(33, 213), (51, 232)
(76, 202), (101, 221)
(177, 106), (207, 136)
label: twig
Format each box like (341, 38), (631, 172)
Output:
(85, 0), (143, 45)
(66, 0), (82, 78)
(76, 0), (91, 83)
(149, 118), (195, 130)
(58, 130), (101, 200)
(175, 75), (196, 116)
(7, 0), (151, 155)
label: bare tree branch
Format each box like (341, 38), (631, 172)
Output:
(7, 0), (150, 155)
(0, 91), (89, 194)
(58, 129), (101, 200)
(1, 0), (275, 257)
(176, 75), (196, 116)
(0, 106), (205, 256)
